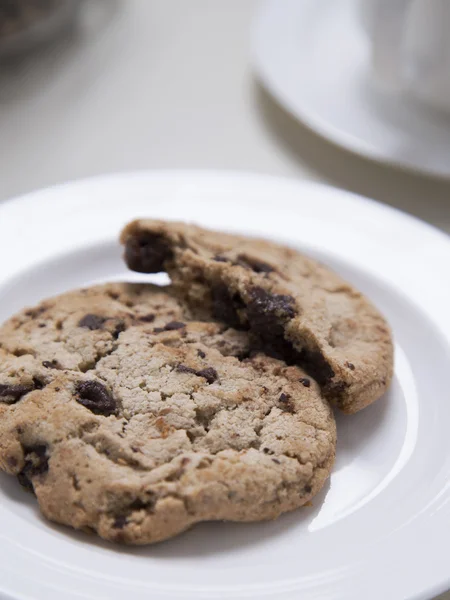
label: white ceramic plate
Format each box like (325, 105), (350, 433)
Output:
(0, 171), (449, 600)
(252, 0), (450, 178)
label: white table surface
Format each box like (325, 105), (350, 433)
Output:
(0, 1), (449, 598)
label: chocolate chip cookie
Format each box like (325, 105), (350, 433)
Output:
(121, 220), (394, 414)
(0, 283), (336, 544)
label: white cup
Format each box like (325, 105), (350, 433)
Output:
(359, 0), (450, 113)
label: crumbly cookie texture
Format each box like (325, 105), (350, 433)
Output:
(120, 220), (394, 414)
(0, 283), (335, 545)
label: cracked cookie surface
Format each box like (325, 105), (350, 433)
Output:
(0, 283), (336, 544)
(121, 220), (394, 413)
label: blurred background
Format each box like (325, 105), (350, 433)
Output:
(0, 0), (450, 235)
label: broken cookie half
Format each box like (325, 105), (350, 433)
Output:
(121, 219), (394, 414)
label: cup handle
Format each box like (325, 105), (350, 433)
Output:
(369, 0), (416, 90)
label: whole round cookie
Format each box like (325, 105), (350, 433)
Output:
(121, 220), (394, 414)
(0, 283), (336, 545)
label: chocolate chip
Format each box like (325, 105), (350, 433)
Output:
(129, 498), (149, 511)
(236, 349), (252, 361)
(32, 377), (44, 390)
(213, 255), (229, 263)
(140, 313), (155, 323)
(244, 290), (297, 364)
(248, 287), (295, 323)
(113, 497), (154, 528)
(272, 458), (281, 464)
(164, 321), (185, 331)
(154, 321), (185, 333)
(196, 367), (218, 384)
(298, 348), (335, 387)
(197, 349), (206, 358)
(304, 484), (312, 494)
(249, 320), (336, 391)
(124, 232), (173, 273)
(263, 447), (273, 454)
(176, 364), (218, 384)
(75, 381), (116, 416)
(78, 314), (106, 330)
(0, 383), (34, 403)
(252, 262), (274, 274)
(237, 255), (274, 273)
(328, 381), (348, 403)
(18, 445), (49, 492)
(212, 284), (246, 329)
(346, 362), (355, 371)
(55, 387), (60, 392)
(299, 378), (311, 387)
(113, 515), (127, 529)
(278, 392), (294, 413)
(27, 445), (48, 473)
(112, 320), (126, 339)
(42, 360), (61, 369)
(175, 364), (198, 376)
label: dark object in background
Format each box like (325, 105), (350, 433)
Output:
(0, 0), (81, 58)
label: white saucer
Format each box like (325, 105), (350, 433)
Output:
(0, 171), (450, 600)
(252, 0), (450, 178)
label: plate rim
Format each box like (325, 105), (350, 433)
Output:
(1, 167), (449, 245)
